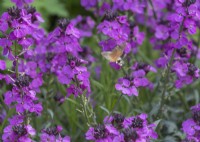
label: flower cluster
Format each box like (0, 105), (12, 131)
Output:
(182, 104), (200, 141)
(115, 62), (156, 96)
(85, 113), (157, 142)
(71, 15), (95, 38)
(150, 0), (200, 88)
(172, 61), (199, 88)
(4, 75), (43, 114)
(98, 10), (144, 55)
(40, 126), (70, 142)
(0, 3), (45, 140)
(2, 115), (36, 142)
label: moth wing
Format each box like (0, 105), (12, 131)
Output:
(110, 49), (122, 60)
(101, 51), (116, 62)
(118, 43), (126, 50)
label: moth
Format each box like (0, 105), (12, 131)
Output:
(101, 44), (125, 66)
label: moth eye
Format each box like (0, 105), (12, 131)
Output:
(117, 59), (121, 63)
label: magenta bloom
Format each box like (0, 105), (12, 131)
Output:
(122, 113), (158, 141)
(172, 61), (199, 88)
(115, 77), (138, 96)
(11, 0), (34, 8)
(85, 124), (119, 142)
(40, 126), (70, 142)
(182, 103), (200, 141)
(2, 124), (35, 142)
(103, 113), (157, 142)
(0, 60), (6, 70)
(71, 15), (95, 37)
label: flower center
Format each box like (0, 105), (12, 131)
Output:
(15, 75), (30, 87)
(25, 6), (36, 14)
(44, 127), (59, 136)
(182, 0), (196, 7)
(7, 6), (20, 19)
(94, 125), (108, 139)
(177, 48), (187, 57)
(58, 18), (70, 30)
(132, 117), (143, 128)
(112, 113), (125, 128)
(123, 128), (138, 141)
(12, 125), (27, 137)
(103, 10), (118, 21)
(188, 64), (197, 76)
(193, 111), (200, 125)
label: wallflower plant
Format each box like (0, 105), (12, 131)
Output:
(0, 0), (200, 141)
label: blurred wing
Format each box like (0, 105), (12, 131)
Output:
(117, 43), (126, 51)
(101, 44), (126, 62)
(101, 51), (116, 62)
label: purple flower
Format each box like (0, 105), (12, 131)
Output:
(172, 61), (199, 88)
(182, 103), (200, 141)
(115, 77), (138, 96)
(72, 16), (95, 37)
(0, 60), (6, 70)
(133, 26), (145, 45)
(40, 126), (70, 142)
(85, 124), (119, 142)
(2, 124), (35, 142)
(11, 0), (34, 8)
(81, 0), (98, 10)
(4, 75), (43, 115)
(103, 113), (158, 142)
(184, 19), (196, 35)
(155, 25), (169, 40)
(104, 113), (125, 129)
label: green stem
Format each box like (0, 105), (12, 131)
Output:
(149, 0), (157, 20)
(156, 49), (176, 118)
(177, 93), (189, 111)
(0, 109), (15, 133)
(15, 42), (18, 77)
(105, 94), (123, 123)
(193, 31), (200, 64)
(81, 94), (91, 126)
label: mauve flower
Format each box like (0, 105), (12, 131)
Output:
(155, 57), (168, 68)
(72, 15), (95, 38)
(172, 61), (188, 77)
(123, 113), (157, 141)
(81, 0), (98, 10)
(0, 60), (6, 70)
(11, 0), (34, 8)
(99, 2), (111, 16)
(4, 75), (43, 115)
(2, 124), (35, 142)
(115, 62), (156, 96)
(0, 12), (9, 32)
(104, 113), (125, 129)
(8, 115), (24, 126)
(155, 25), (169, 40)
(182, 103), (200, 141)
(115, 77), (138, 96)
(0, 109), (6, 125)
(133, 26), (145, 45)
(184, 19), (196, 35)
(85, 124), (119, 142)
(0, 38), (14, 60)
(172, 61), (199, 88)
(40, 126), (70, 142)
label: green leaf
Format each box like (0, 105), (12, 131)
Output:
(99, 106), (110, 114)
(32, 0), (68, 17)
(47, 109), (54, 119)
(91, 79), (104, 89)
